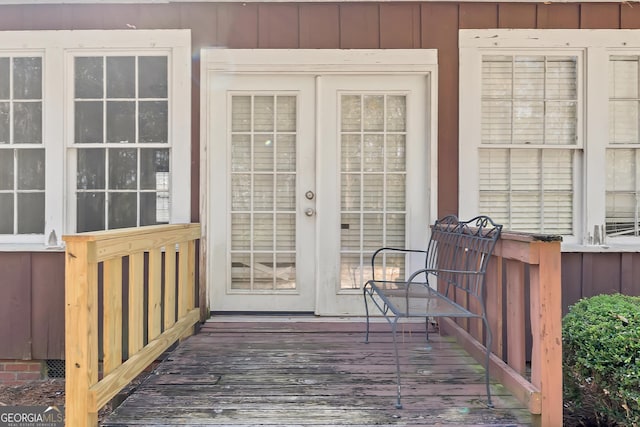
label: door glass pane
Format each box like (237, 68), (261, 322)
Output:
(231, 213), (250, 250)
(340, 93), (407, 289)
(229, 94), (297, 292)
(275, 253), (296, 290)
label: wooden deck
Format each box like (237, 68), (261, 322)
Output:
(102, 318), (532, 426)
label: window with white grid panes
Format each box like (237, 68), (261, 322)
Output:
(339, 93), (407, 290)
(0, 56), (45, 236)
(607, 55), (640, 237)
(230, 94), (298, 292)
(479, 55), (577, 235)
(73, 55), (170, 232)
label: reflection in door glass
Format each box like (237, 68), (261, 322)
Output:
(230, 94), (297, 292)
(340, 93), (407, 289)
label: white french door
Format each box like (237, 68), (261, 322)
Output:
(209, 75), (317, 312)
(203, 50), (437, 315)
(316, 75), (429, 315)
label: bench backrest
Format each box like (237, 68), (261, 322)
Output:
(425, 215), (502, 301)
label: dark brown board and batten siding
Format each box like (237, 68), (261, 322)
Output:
(0, 2), (639, 359)
(0, 252), (64, 359)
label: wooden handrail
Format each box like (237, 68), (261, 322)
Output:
(439, 230), (563, 427)
(64, 224), (202, 427)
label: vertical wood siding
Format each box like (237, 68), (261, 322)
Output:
(0, 252), (64, 359)
(0, 2), (639, 358)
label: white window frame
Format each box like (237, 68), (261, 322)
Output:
(460, 29), (640, 251)
(0, 30), (191, 250)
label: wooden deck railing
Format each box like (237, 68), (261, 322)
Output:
(63, 224), (202, 427)
(439, 231), (563, 427)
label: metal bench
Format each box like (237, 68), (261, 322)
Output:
(363, 215), (503, 409)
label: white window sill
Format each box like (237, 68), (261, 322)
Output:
(0, 243), (65, 252)
(562, 242), (640, 253)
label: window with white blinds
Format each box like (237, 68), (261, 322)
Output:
(230, 94), (298, 292)
(339, 93), (407, 289)
(479, 55), (577, 234)
(607, 56), (640, 237)
(460, 29), (640, 247)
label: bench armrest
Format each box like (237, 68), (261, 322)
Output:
(370, 247), (427, 281)
(410, 268), (483, 278)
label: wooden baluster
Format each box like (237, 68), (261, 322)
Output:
(486, 254), (503, 356)
(103, 257), (123, 376)
(506, 259), (526, 375)
(164, 244), (177, 330)
(148, 248), (163, 341)
(128, 252), (144, 356)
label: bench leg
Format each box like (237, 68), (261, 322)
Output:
(483, 315), (494, 408)
(425, 316), (430, 343)
(363, 288), (371, 344)
(391, 318), (403, 409)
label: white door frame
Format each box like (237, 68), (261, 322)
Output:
(200, 49), (439, 314)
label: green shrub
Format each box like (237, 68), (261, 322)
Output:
(563, 293), (640, 426)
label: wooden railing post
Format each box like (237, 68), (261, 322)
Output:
(65, 238), (99, 426)
(530, 241), (563, 427)
(440, 231), (563, 427)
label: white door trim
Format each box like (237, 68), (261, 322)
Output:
(200, 49), (439, 314)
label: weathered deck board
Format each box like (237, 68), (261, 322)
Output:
(103, 319), (532, 426)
